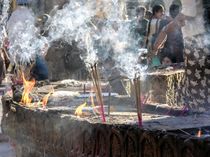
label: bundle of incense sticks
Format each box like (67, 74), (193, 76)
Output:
(133, 75), (142, 127)
(90, 63), (106, 122)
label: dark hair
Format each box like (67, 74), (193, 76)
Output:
(136, 6), (146, 16)
(161, 53), (176, 63)
(152, 5), (164, 16)
(146, 10), (152, 16)
(169, 4), (180, 18)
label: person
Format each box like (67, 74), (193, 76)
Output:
(145, 10), (152, 20)
(30, 44), (49, 81)
(146, 5), (164, 67)
(30, 55), (49, 81)
(150, 0), (165, 9)
(152, 13), (186, 63)
(161, 53), (173, 65)
(159, 4), (184, 63)
(130, 6), (149, 48)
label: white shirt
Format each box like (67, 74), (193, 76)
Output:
(148, 18), (160, 40)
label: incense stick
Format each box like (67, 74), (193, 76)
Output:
(90, 64), (106, 122)
(108, 85), (111, 118)
(94, 64), (106, 122)
(134, 75), (143, 127)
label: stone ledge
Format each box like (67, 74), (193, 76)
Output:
(2, 97), (210, 157)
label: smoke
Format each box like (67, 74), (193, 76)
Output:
(182, 0), (205, 37)
(0, 0), (10, 46)
(48, 0), (95, 43)
(0, 0), (10, 25)
(47, 0), (147, 79)
(7, 7), (47, 64)
(47, 0), (100, 68)
(3, 0), (209, 80)
(0, 0), (147, 80)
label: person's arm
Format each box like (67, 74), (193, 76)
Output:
(152, 27), (168, 53)
(152, 13), (185, 54)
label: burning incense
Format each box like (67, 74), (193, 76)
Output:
(108, 85), (111, 117)
(90, 63), (106, 122)
(133, 75), (142, 127)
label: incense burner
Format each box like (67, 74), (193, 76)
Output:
(2, 86), (210, 157)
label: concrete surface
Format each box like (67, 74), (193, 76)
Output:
(0, 142), (15, 157)
(0, 93), (16, 157)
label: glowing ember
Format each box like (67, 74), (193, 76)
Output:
(75, 102), (87, 117)
(197, 129), (202, 137)
(21, 73), (35, 105)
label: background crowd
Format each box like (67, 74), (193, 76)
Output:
(131, 3), (185, 67)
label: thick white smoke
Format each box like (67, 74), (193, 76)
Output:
(4, 0), (208, 79)
(1, 0), (166, 80)
(0, 0), (10, 46)
(181, 0), (205, 37)
(7, 6), (47, 64)
(47, 0), (146, 79)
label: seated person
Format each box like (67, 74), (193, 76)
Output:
(30, 45), (49, 81)
(161, 53), (173, 65)
(30, 54), (49, 81)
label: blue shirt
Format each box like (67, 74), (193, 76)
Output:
(31, 55), (49, 81)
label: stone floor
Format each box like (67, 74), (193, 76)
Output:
(0, 93), (16, 157)
(0, 142), (15, 157)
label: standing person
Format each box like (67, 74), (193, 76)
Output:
(146, 5), (164, 67)
(130, 6), (149, 48)
(159, 4), (184, 63)
(153, 11), (185, 64)
(159, 3), (181, 30)
(145, 10), (152, 21)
